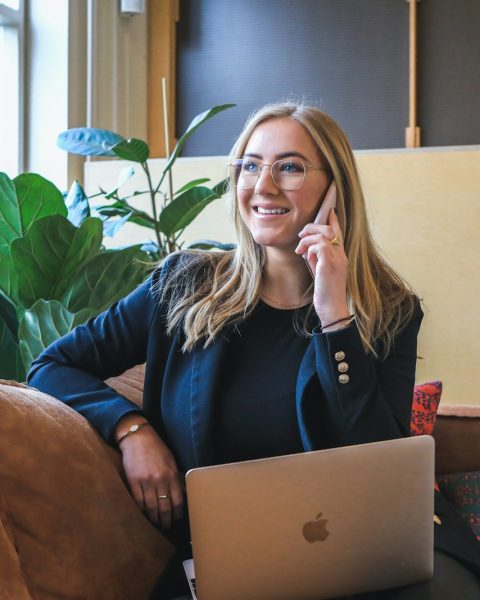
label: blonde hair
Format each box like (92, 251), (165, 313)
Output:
(159, 102), (417, 356)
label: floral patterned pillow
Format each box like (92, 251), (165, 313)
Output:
(410, 380), (442, 436)
(437, 471), (480, 542)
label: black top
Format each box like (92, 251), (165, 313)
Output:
(213, 301), (312, 464)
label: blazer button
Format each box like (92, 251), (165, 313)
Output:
(434, 514), (442, 525)
(335, 351), (345, 361)
(338, 374), (350, 384)
(338, 362), (349, 373)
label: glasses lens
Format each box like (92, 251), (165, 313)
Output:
(272, 159), (306, 191)
(230, 158), (260, 189)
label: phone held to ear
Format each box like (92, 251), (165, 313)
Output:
(302, 182), (337, 279)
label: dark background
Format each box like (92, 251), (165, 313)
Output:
(175, 0), (480, 155)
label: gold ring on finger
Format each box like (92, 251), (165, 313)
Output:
(330, 235), (341, 246)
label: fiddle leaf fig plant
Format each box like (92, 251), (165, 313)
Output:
(0, 172), (149, 382)
(0, 102), (236, 381)
(57, 103), (236, 259)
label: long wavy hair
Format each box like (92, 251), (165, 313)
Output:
(158, 102), (417, 357)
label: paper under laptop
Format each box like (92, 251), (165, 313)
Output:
(184, 435), (434, 600)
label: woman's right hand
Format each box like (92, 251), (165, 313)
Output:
(116, 417), (185, 529)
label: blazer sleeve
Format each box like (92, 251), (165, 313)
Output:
(312, 303), (423, 445)
(27, 268), (166, 443)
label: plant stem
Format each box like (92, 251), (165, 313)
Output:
(142, 161), (163, 253)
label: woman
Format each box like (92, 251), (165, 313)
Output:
(28, 103), (480, 599)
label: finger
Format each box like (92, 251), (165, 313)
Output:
(298, 223), (334, 239)
(156, 493), (173, 530)
(328, 208), (343, 239)
(170, 478), (185, 521)
(127, 479), (146, 512)
(295, 232), (333, 254)
(143, 485), (162, 525)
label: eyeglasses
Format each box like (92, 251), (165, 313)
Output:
(229, 158), (330, 191)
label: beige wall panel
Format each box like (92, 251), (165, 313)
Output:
(85, 146), (480, 405)
(357, 147), (480, 406)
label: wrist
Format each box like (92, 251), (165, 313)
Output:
(115, 415), (150, 446)
(315, 300), (349, 324)
(320, 314), (355, 333)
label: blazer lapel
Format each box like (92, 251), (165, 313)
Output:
(190, 333), (229, 466)
(296, 339), (322, 452)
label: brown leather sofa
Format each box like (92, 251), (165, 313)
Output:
(1, 366), (478, 599)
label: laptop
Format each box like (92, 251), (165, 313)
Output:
(183, 435), (434, 600)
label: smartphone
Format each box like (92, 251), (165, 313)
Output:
(302, 181), (337, 278)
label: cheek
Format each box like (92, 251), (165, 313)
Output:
(236, 189), (252, 219)
(301, 189), (324, 220)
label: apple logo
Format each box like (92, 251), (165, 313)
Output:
(302, 512), (330, 543)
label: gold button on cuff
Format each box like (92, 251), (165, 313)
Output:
(334, 351), (345, 361)
(338, 374), (350, 384)
(338, 362), (349, 373)
(434, 514), (442, 525)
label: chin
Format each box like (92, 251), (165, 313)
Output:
(252, 234), (296, 252)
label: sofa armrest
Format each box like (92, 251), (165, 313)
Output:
(0, 379), (172, 600)
(433, 405), (480, 475)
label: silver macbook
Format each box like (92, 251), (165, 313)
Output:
(184, 435), (434, 600)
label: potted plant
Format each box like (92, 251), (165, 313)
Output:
(0, 104), (234, 381)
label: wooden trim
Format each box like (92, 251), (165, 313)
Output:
(405, 0), (421, 148)
(147, 0), (179, 157)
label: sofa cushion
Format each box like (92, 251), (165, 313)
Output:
(0, 380), (173, 600)
(411, 380), (442, 436)
(437, 471), (480, 542)
(433, 404), (480, 475)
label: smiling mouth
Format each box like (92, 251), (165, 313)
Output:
(254, 206), (290, 215)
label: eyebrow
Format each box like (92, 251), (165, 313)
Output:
(243, 151), (310, 161)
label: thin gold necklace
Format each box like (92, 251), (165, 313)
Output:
(261, 291), (313, 309)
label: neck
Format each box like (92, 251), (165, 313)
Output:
(261, 247), (312, 307)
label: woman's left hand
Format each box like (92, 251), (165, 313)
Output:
(295, 208), (349, 326)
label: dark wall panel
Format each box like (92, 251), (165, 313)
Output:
(177, 0), (408, 155)
(419, 0), (480, 146)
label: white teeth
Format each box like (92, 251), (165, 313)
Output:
(257, 207), (288, 215)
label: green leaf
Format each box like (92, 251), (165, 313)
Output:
(18, 300), (92, 374)
(174, 178), (210, 196)
(105, 166), (135, 199)
(66, 247), (149, 313)
(11, 216), (103, 307)
(0, 253), (18, 301)
(159, 186), (221, 237)
(0, 173), (68, 258)
(0, 172), (22, 254)
(97, 204), (157, 230)
(163, 104), (235, 176)
(212, 177), (230, 197)
(103, 211), (133, 237)
(112, 139), (149, 163)
(0, 318), (24, 381)
(66, 180), (90, 226)
(124, 214), (157, 230)
(0, 289), (19, 342)
(14, 173), (67, 234)
(57, 128), (124, 157)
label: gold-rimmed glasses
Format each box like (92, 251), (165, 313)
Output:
(229, 158), (330, 191)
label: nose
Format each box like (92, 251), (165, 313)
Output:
(254, 164), (279, 195)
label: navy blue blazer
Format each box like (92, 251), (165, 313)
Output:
(27, 258), (480, 573)
(28, 259), (420, 470)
